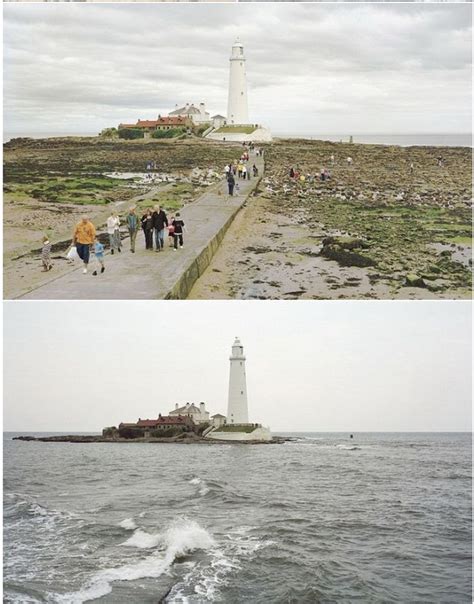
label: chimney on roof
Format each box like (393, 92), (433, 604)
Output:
(200, 402), (205, 410)
(175, 403), (179, 410)
(186, 402), (190, 408)
(138, 418), (141, 421)
(159, 413), (162, 417)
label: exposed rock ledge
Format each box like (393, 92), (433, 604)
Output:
(13, 433), (291, 445)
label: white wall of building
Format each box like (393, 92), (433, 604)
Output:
(206, 427), (272, 442)
(207, 127), (272, 143)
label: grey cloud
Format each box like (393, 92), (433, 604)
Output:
(3, 2), (472, 135)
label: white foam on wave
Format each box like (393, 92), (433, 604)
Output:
(336, 444), (361, 451)
(119, 517), (137, 531)
(189, 477), (210, 497)
(55, 520), (215, 604)
(168, 526), (276, 602)
(122, 529), (162, 549)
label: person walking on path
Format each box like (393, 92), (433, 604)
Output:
(92, 238), (105, 276)
(168, 216), (175, 247)
(72, 217), (96, 274)
(41, 236), (52, 272)
(227, 171), (235, 196)
(253, 164), (258, 177)
(241, 165), (247, 180)
(141, 210), (154, 250)
(152, 205), (168, 252)
(126, 207), (140, 253)
(171, 213), (185, 250)
(107, 212), (121, 254)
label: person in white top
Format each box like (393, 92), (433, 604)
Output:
(106, 212), (121, 254)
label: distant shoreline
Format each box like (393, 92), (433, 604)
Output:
(3, 132), (472, 148)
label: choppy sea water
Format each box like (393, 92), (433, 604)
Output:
(3, 432), (472, 603)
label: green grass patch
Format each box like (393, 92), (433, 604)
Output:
(214, 125), (257, 134)
(213, 424), (258, 434)
(3, 189), (33, 202)
(25, 175), (122, 205)
(447, 236), (472, 245)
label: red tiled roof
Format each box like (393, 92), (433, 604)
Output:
(119, 117), (188, 130)
(136, 419), (160, 427)
(157, 415), (192, 425)
(134, 415), (194, 428)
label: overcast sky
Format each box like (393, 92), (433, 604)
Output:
(3, 301), (471, 432)
(3, 3), (472, 136)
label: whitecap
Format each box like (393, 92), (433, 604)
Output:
(121, 529), (162, 549)
(56, 520), (215, 604)
(119, 518), (137, 531)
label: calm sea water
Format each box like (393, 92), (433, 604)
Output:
(3, 432), (472, 603)
(3, 133), (472, 147)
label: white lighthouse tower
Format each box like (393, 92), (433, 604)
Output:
(205, 338), (272, 441)
(227, 40), (249, 126)
(227, 337), (249, 424)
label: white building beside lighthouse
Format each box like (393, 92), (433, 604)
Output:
(227, 41), (249, 126)
(205, 338), (272, 442)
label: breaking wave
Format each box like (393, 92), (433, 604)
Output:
(166, 527), (276, 602)
(55, 520), (215, 603)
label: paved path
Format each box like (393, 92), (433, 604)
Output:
(19, 157), (264, 300)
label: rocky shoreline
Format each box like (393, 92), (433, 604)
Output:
(4, 135), (472, 300)
(190, 138), (472, 299)
(12, 434), (290, 445)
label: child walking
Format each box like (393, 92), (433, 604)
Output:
(41, 236), (53, 272)
(172, 213), (185, 250)
(168, 215), (175, 247)
(92, 238), (105, 275)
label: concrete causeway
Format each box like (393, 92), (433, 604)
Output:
(19, 156), (264, 300)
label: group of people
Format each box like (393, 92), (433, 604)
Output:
(41, 147), (264, 275)
(288, 166), (332, 183)
(138, 206), (185, 252)
(224, 146), (260, 196)
(42, 207), (186, 277)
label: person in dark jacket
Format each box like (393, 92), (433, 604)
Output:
(141, 209), (154, 250)
(152, 205), (168, 251)
(171, 213), (185, 250)
(227, 172), (235, 196)
(126, 207), (140, 253)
